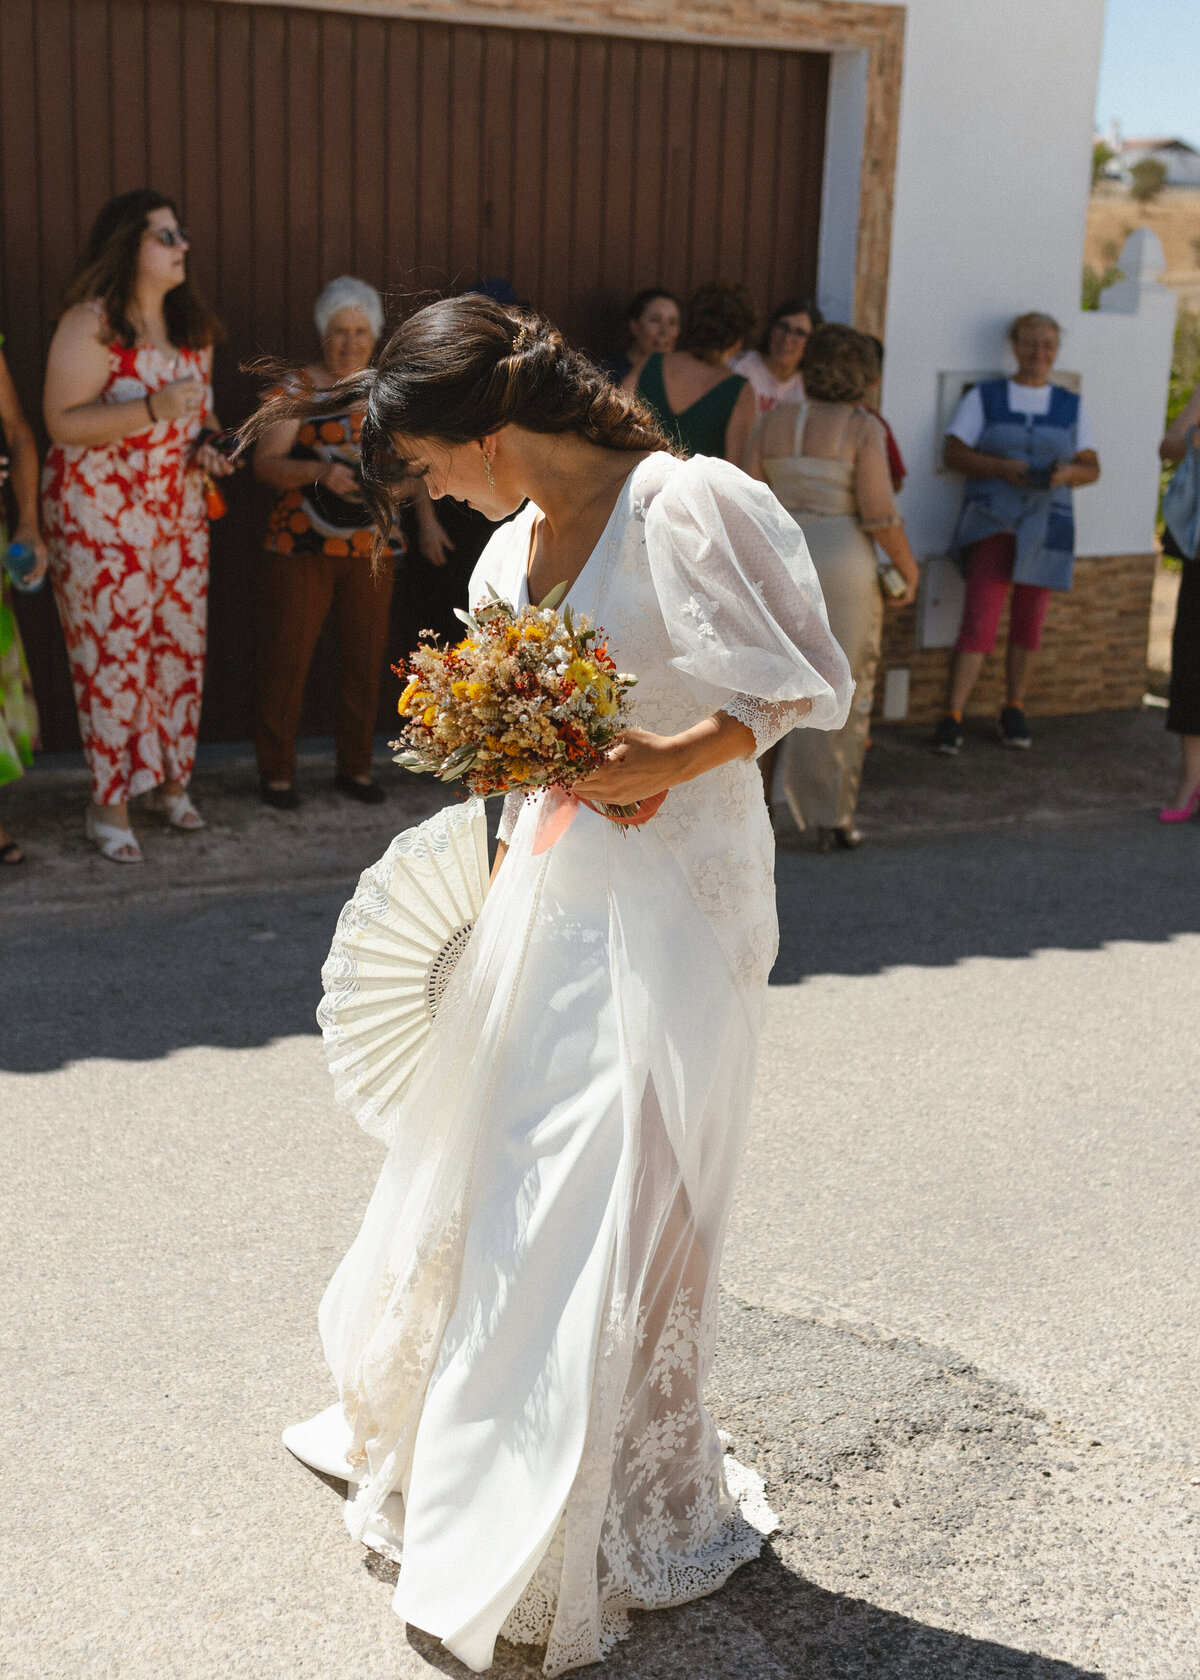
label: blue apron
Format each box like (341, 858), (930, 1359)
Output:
(951, 379), (1082, 591)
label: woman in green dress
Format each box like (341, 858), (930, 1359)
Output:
(623, 281), (757, 463)
(0, 336), (45, 865)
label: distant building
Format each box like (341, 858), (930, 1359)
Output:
(1116, 137), (1200, 188)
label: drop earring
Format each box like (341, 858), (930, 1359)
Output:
(483, 454), (496, 491)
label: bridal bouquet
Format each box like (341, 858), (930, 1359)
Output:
(392, 584), (642, 820)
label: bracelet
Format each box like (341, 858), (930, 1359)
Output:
(145, 389), (158, 423)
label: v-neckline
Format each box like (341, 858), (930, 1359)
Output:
(656, 354), (740, 419)
(521, 458), (643, 607)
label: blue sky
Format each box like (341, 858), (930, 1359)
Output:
(1095, 0), (1200, 144)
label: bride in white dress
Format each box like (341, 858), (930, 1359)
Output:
(258, 297), (852, 1674)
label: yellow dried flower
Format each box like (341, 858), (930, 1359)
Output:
(566, 658), (597, 689)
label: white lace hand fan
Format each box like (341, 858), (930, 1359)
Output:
(317, 799), (489, 1138)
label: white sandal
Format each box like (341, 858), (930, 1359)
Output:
(147, 787), (206, 831)
(84, 807), (144, 864)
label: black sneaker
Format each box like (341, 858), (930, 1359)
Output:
(932, 714), (964, 755)
(335, 775), (386, 805)
(998, 706), (1032, 749)
(260, 779), (300, 810)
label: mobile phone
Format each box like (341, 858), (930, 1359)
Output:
(197, 427), (241, 461)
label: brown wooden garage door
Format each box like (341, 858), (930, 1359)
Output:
(0, 0), (829, 750)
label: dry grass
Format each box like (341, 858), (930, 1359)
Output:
(1086, 182), (1200, 308)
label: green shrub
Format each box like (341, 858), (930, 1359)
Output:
(1168, 306), (1200, 423)
(1130, 158), (1167, 205)
(1081, 263), (1122, 309)
(1158, 307), (1200, 553)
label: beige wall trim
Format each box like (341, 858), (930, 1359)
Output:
(215, 0), (905, 335)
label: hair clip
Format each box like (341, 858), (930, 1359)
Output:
(513, 322), (533, 352)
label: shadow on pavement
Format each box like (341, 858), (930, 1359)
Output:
(772, 809), (1200, 985)
(696, 1544), (1105, 1680)
(4, 887), (343, 1072)
(383, 1543), (1105, 1679)
(7, 805), (1200, 1071)
(855, 706), (1176, 839)
(7, 703), (1199, 1069)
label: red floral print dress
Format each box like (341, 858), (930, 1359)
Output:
(42, 305), (211, 805)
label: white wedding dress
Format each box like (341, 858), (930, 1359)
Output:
(293, 452), (852, 1674)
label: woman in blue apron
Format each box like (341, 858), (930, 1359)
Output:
(933, 313), (1100, 752)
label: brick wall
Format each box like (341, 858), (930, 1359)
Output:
(874, 552), (1157, 724)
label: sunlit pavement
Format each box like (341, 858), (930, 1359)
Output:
(3, 716), (1198, 1678)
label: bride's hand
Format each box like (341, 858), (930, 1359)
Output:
(575, 713), (758, 805)
(573, 730), (681, 805)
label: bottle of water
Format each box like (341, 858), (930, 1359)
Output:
(3, 540), (43, 593)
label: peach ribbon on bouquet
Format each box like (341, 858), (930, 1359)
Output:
(531, 787), (668, 856)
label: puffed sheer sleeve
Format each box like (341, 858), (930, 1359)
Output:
(643, 456), (853, 754)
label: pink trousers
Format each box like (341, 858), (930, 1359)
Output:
(955, 533), (1051, 655)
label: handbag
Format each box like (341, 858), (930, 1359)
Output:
(1162, 426), (1200, 561)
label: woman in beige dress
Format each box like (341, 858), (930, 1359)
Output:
(746, 323), (918, 848)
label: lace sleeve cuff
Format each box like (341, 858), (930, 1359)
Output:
(496, 791), (525, 847)
(721, 693), (816, 756)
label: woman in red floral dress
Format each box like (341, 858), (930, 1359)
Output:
(42, 190), (231, 863)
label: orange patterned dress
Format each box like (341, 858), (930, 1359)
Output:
(42, 306), (211, 805)
(255, 399), (405, 787)
(264, 409), (405, 561)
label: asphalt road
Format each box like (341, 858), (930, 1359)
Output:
(3, 786), (1198, 1679)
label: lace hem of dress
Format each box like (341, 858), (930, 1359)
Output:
(499, 1455), (775, 1675)
(721, 692), (815, 756)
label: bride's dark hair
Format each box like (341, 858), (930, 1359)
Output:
(244, 294), (675, 542)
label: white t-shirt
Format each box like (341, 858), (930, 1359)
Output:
(731, 349), (805, 414)
(947, 380), (1097, 453)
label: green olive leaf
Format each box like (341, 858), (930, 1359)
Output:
(538, 581), (568, 612)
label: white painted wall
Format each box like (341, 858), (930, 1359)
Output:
(869, 0), (1176, 560)
(816, 49), (868, 327)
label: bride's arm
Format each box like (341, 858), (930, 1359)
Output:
(489, 788), (524, 879)
(576, 706), (807, 805)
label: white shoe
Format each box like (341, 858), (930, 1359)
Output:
(147, 787), (205, 830)
(283, 1404), (407, 1561)
(282, 1403), (361, 1483)
(84, 807), (144, 864)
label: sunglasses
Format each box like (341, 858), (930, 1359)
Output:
(146, 227), (190, 248)
(774, 323), (810, 340)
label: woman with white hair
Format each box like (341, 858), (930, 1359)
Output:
(253, 276), (450, 807)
